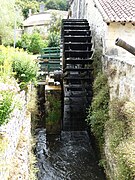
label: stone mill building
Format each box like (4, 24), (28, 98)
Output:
(69, 0), (135, 100)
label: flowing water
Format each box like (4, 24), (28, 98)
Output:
(35, 128), (106, 180)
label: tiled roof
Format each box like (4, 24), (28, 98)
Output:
(94, 0), (135, 23)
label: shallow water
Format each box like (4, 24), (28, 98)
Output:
(35, 128), (106, 180)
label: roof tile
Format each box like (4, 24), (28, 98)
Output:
(94, 0), (135, 23)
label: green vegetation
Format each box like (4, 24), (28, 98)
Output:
(16, 13), (62, 53)
(0, 45), (38, 125)
(16, 33), (47, 54)
(49, 14), (62, 33)
(29, 137), (38, 180)
(92, 49), (102, 77)
(0, 91), (14, 125)
(9, 48), (39, 89)
(27, 33), (46, 54)
(86, 49), (135, 179)
(47, 32), (60, 47)
(45, 0), (68, 11)
(86, 72), (110, 149)
(107, 99), (129, 150)
(46, 93), (61, 125)
(12, 51), (38, 89)
(29, 33), (45, 53)
(106, 99), (135, 179)
(27, 87), (39, 132)
(0, 0), (23, 45)
(0, 46), (13, 78)
(46, 13), (62, 47)
(16, 31), (60, 54)
(0, 0), (68, 45)
(16, 0), (68, 19)
(86, 49), (109, 150)
(16, 0), (39, 19)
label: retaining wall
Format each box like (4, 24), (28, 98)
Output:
(0, 90), (31, 180)
(103, 55), (135, 179)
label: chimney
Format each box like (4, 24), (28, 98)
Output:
(40, 3), (45, 13)
(28, 9), (32, 17)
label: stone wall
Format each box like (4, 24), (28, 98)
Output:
(103, 55), (135, 101)
(0, 90), (31, 180)
(102, 55), (135, 179)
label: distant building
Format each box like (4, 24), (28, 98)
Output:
(23, 9), (68, 36)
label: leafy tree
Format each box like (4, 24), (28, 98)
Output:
(45, 0), (59, 10)
(15, 0), (39, 19)
(49, 13), (62, 33)
(45, 0), (68, 11)
(57, 0), (68, 11)
(0, 0), (23, 45)
(15, 0), (68, 20)
(46, 13), (61, 47)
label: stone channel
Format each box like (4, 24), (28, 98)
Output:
(34, 128), (106, 180)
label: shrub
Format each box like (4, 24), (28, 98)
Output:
(27, 33), (46, 54)
(107, 99), (129, 150)
(12, 50), (39, 89)
(16, 33), (46, 54)
(0, 45), (39, 126)
(0, 45), (38, 90)
(86, 48), (135, 179)
(45, 0), (59, 10)
(47, 32), (60, 47)
(16, 33), (31, 50)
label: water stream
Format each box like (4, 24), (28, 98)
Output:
(35, 85), (106, 179)
(35, 128), (106, 180)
